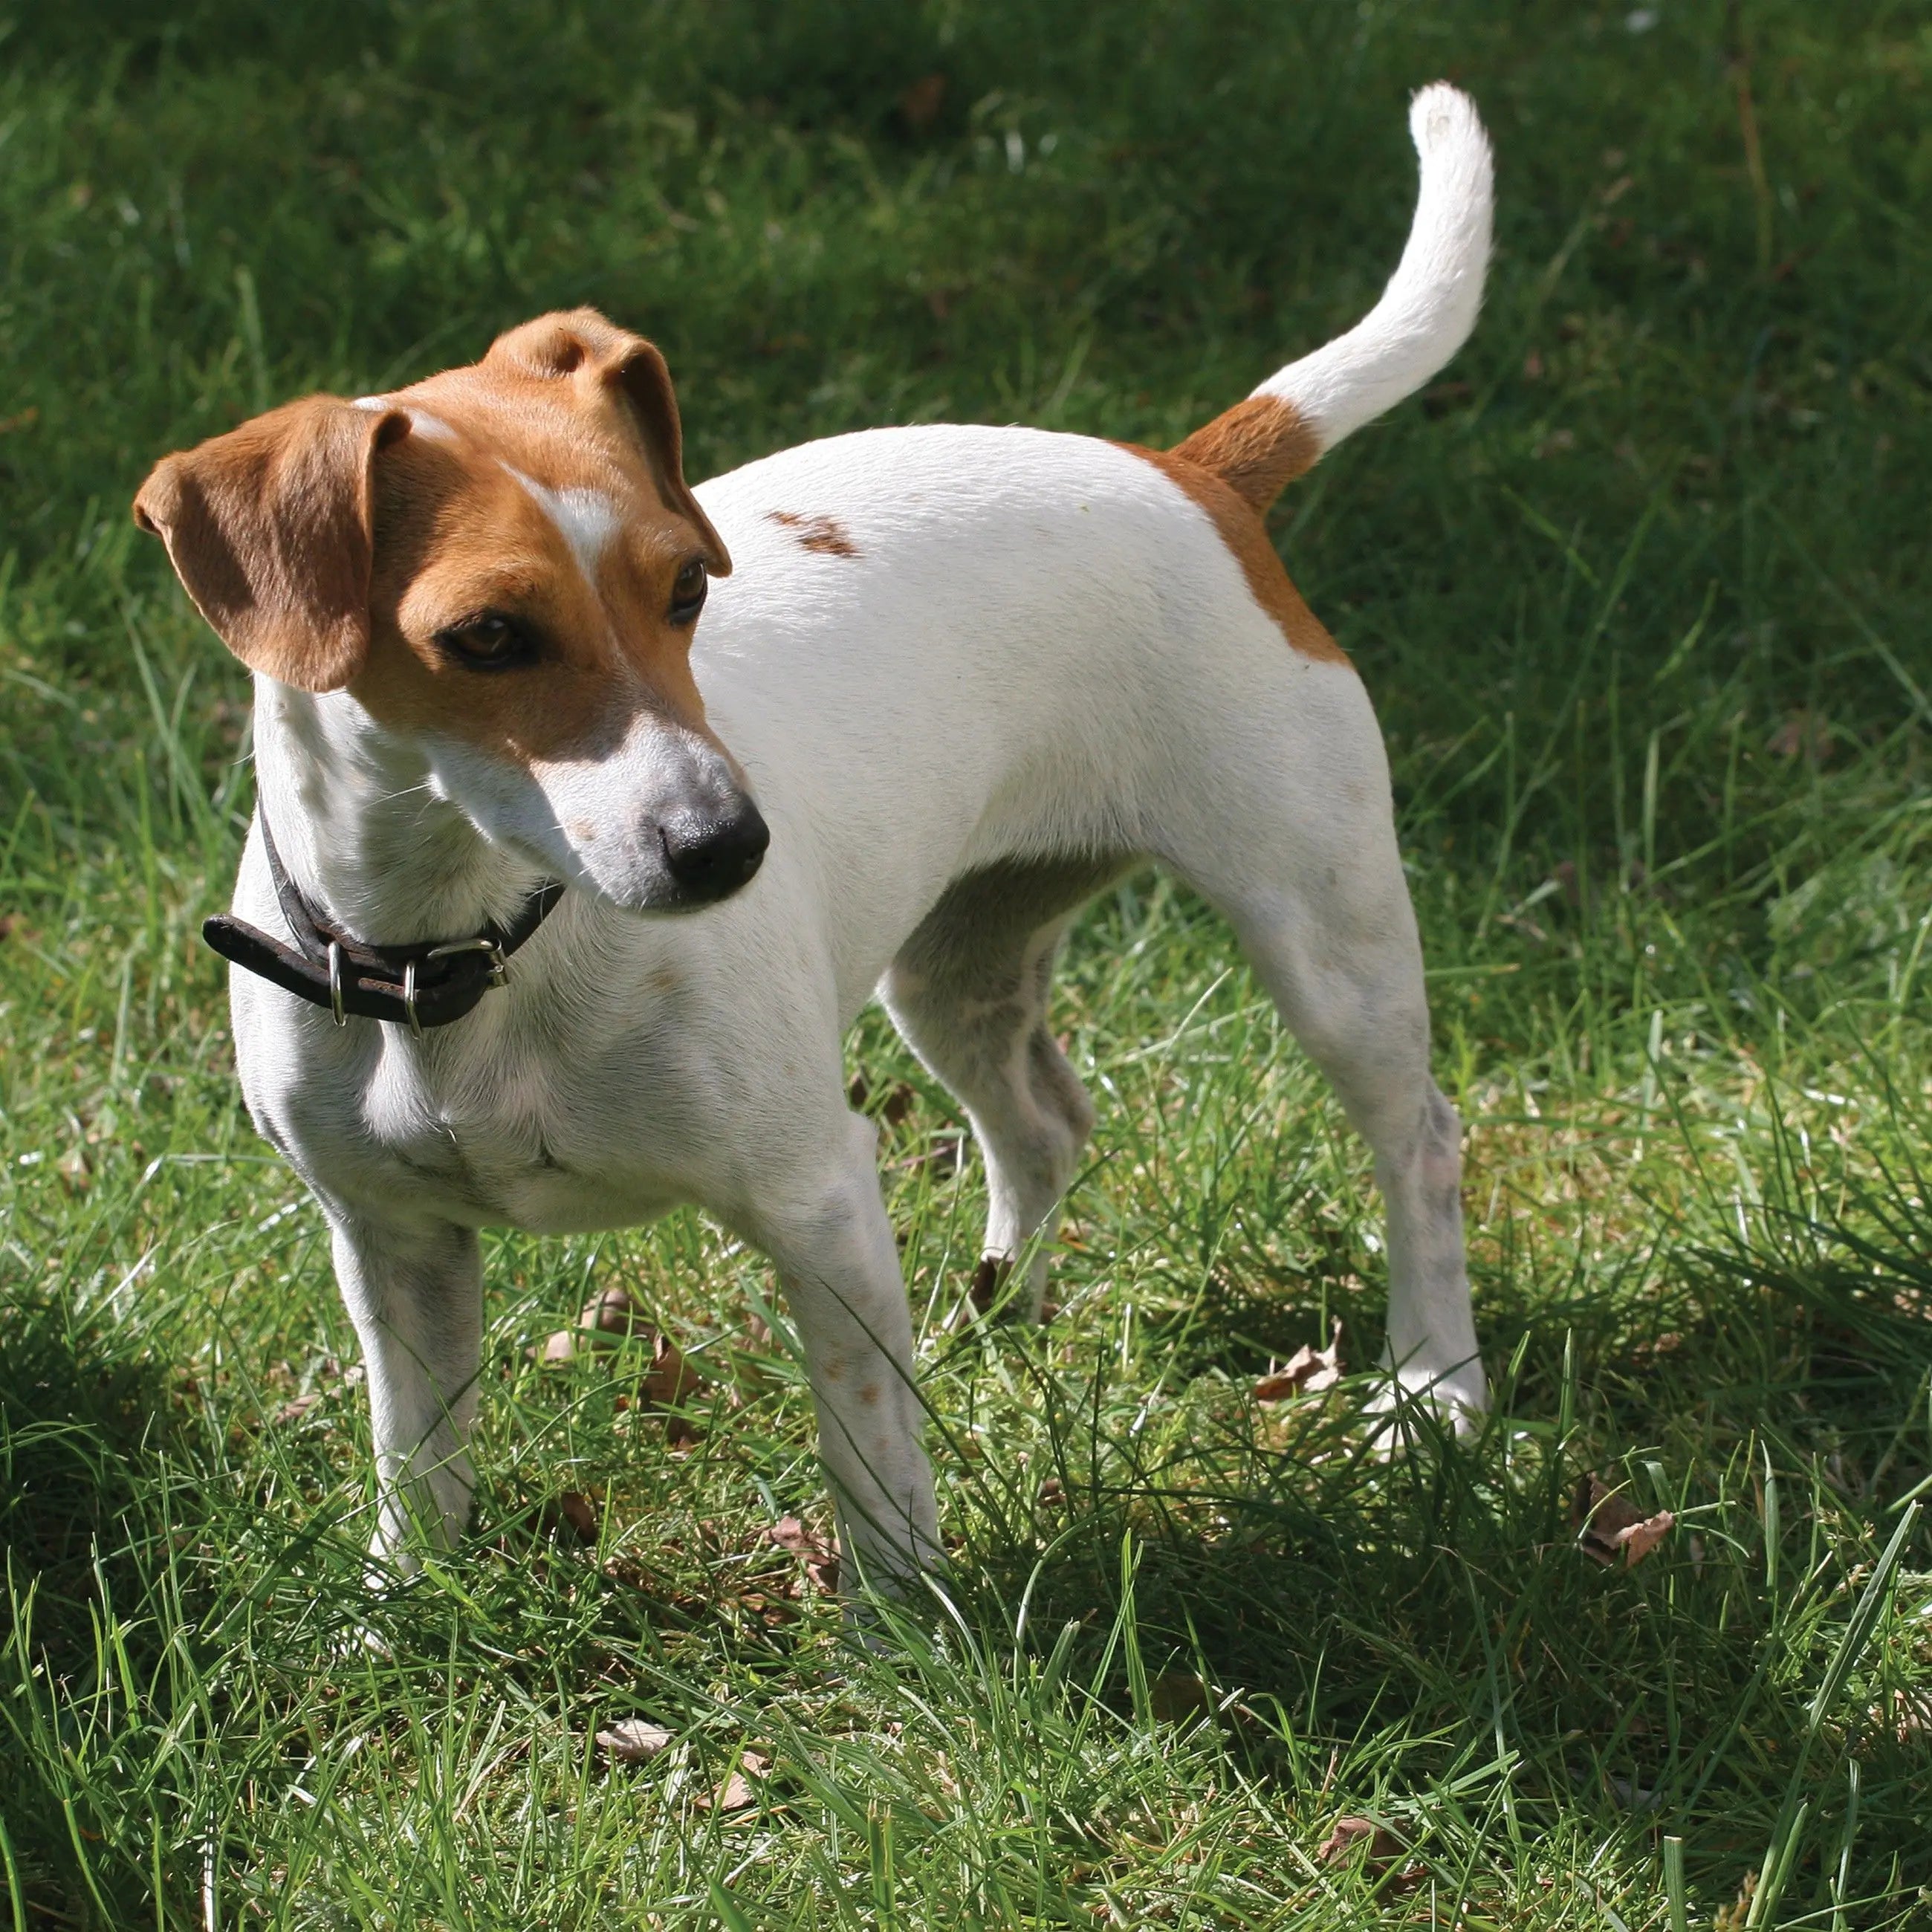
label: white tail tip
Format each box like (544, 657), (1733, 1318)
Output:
(1254, 82), (1494, 453)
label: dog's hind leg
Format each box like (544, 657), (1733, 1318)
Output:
(883, 857), (1124, 1320)
(1153, 683), (1486, 1427)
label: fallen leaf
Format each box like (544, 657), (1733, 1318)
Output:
(1870, 1688), (1932, 1745)
(766, 1515), (840, 1594)
(697, 1750), (768, 1812)
(56, 1145), (91, 1194)
(1254, 1317), (1343, 1401)
(596, 1718), (672, 1764)
(270, 1392), (322, 1427)
(1572, 1474), (1675, 1568)
(899, 72), (947, 132)
(549, 1491), (600, 1543)
(1148, 1673), (1213, 1724)
(534, 1286), (648, 1363)
(1318, 1815), (1403, 1870)
(581, 1283), (646, 1341)
(969, 1256), (1005, 1313)
(768, 1515), (814, 1555)
(645, 1333), (704, 1445)
(644, 1332), (701, 1407)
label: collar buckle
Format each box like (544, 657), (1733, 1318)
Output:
(426, 934), (511, 988)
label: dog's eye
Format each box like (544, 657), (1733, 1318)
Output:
(435, 612), (531, 669)
(668, 559), (707, 625)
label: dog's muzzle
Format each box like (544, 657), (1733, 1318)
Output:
(658, 798), (769, 904)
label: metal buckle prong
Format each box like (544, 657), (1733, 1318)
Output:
(402, 959), (424, 1038)
(426, 935), (510, 988)
(327, 941), (347, 1027)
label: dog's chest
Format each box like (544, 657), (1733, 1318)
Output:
(263, 993), (703, 1234)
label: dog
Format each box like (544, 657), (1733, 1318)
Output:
(132, 85), (1493, 1588)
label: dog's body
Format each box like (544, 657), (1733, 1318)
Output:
(138, 88), (1494, 1583)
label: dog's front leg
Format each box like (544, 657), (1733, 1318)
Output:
(322, 1207), (484, 1575)
(739, 1113), (941, 1593)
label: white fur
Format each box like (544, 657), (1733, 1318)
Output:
(230, 90), (1494, 1589)
(1254, 83), (1493, 452)
(505, 469), (622, 580)
(353, 396), (458, 443)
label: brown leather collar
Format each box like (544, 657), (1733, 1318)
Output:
(203, 810), (563, 1033)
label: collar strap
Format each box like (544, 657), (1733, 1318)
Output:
(203, 809), (563, 1033)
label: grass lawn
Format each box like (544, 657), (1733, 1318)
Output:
(4, 1), (1930, 1924)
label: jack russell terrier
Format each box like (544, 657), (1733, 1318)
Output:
(134, 86), (1494, 1589)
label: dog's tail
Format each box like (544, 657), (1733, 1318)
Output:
(1172, 83), (1493, 512)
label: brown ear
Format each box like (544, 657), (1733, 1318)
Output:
(132, 397), (410, 692)
(486, 308), (732, 577)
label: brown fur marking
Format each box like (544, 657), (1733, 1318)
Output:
(1169, 394), (1321, 514)
(1122, 443), (1352, 669)
(767, 510), (860, 558)
(134, 308), (734, 764)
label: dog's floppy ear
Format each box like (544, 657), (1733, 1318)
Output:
(133, 397), (411, 693)
(487, 308), (732, 578)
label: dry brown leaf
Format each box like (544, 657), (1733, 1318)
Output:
(644, 1333), (701, 1408)
(270, 1392), (322, 1427)
(581, 1284), (647, 1341)
(1148, 1673), (1213, 1725)
(697, 1750), (768, 1812)
(767, 1516), (840, 1595)
(1573, 1474), (1675, 1568)
(644, 1333), (704, 1446)
(551, 1491), (600, 1543)
(534, 1286), (648, 1363)
(1254, 1318), (1343, 1402)
(899, 73), (947, 132)
(968, 1255), (1006, 1314)
(1317, 1815), (1403, 1870)
(595, 1718), (672, 1764)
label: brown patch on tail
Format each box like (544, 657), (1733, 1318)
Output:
(1121, 442), (1352, 669)
(768, 509), (860, 558)
(1170, 394), (1321, 514)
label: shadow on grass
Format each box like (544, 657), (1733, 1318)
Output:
(935, 1202), (1932, 1909)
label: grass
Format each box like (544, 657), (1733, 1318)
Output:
(2, 0), (1930, 1923)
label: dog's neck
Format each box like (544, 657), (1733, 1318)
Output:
(252, 678), (548, 946)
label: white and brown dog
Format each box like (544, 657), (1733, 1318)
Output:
(134, 87), (1494, 1587)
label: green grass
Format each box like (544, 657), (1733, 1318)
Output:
(3, 0), (1931, 1923)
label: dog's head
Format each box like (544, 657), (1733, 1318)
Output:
(134, 308), (765, 912)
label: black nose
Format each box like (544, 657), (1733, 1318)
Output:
(658, 800), (769, 902)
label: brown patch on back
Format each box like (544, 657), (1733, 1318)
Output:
(1170, 394), (1320, 514)
(767, 510), (860, 558)
(1123, 444), (1352, 669)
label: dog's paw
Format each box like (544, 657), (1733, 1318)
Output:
(1363, 1359), (1488, 1449)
